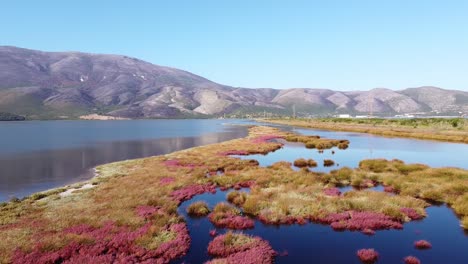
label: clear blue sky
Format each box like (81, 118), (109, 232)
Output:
(2, 0), (468, 91)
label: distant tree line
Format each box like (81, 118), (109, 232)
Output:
(0, 112), (26, 121)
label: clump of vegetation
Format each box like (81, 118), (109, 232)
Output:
(206, 232), (276, 263)
(186, 201), (210, 216)
(208, 203), (254, 229)
(414, 240), (432, 249)
(338, 142), (349, 149)
(293, 158), (308, 167)
(307, 159), (318, 167)
(356, 248), (379, 263)
(227, 191), (248, 206)
(404, 256), (421, 264)
(323, 159), (335, 167)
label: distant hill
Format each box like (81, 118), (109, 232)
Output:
(1, 46), (467, 119)
(0, 112), (25, 121)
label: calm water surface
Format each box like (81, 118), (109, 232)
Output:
(176, 188), (468, 264)
(0, 120), (249, 201)
(239, 124), (468, 172)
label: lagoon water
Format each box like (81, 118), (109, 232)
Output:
(0, 120), (248, 201)
(241, 123), (468, 172)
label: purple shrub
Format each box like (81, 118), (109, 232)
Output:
(414, 240), (432, 249)
(13, 222), (190, 264)
(233, 180), (256, 189)
(208, 213), (254, 230)
(160, 177), (175, 185)
(323, 187), (341, 196)
(171, 184), (217, 203)
(206, 233), (276, 263)
(163, 159), (205, 169)
(404, 256), (421, 264)
(362, 228), (376, 236)
(319, 211), (403, 232)
(136, 205), (161, 219)
(401, 208), (424, 220)
(209, 229), (217, 237)
(383, 185), (396, 193)
(356, 248), (379, 263)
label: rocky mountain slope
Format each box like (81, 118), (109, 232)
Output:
(1, 46), (467, 119)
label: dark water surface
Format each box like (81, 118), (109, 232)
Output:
(176, 188), (468, 264)
(0, 120), (248, 201)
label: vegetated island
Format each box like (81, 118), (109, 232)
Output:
(0, 112), (25, 121)
(1, 126), (467, 263)
(260, 117), (468, 144)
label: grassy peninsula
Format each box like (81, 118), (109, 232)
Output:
(261, 118), (468, 143)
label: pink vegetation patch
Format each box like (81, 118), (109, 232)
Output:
(209, 229), (217, 237)
(208, 213), (255, 230)
(163, 159), (204, 169)
(401, 208), (424, 220)
(323, 187), (341, 196)
(136, 205), (161, 219)
(160, 177), (175, 185)
(251, 135), (282, 144)
(13, 222), (190, 264)
(356, 248), (379, 263)
(404, 256), (421, 264)
(317, 211), (403, 232)
(171, 183), (217, 204)
(414, 240), (432, 249)
(383, 185), (397, 193)
(206, 233), (276, 264)
(233, 180), (256, 190)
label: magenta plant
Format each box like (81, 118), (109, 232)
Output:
(159, 177), (175, 185)
(171, 183), (217, 203)
(383, 185), (396, 193)
(414, 240), (432, 249)
(13, 222), (191, 264)
(318, 211), (403, 232)
(323, 187), (341, 196)
(404, 256), (421, 264)
(206, 233), (276, 263)
(356, 248), (379, 263)
(135, 205), (161, 219)
(401, 208), (424, 220)
(209, 229), (217, 237)
(208, 213), (254, 230)
(164, 159), (204, 169)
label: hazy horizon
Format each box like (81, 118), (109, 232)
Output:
(2, 1), (467, 91)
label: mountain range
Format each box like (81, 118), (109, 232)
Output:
(1, 46), (467, 119)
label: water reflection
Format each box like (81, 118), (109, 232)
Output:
(0, 129), (247, 201)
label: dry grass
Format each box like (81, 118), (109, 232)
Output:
(186, 201), (210, 216)
(262, 118), (468, 144)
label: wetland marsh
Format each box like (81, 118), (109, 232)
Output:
(0, 121), (467, 263)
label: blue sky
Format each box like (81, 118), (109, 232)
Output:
(2, 0), (467, 91)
